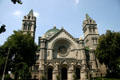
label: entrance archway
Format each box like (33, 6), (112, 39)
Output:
(47, 67), (53, 80)
(61, 67), (67, 80)
(75, 67), (80, 79)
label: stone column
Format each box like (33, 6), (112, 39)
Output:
(80, 65), (87, 80)
(38, 38), (46, 80)
(81, 50), (87, 80)
(89, 49), (97, 78)
(89, 49), (97, 70)
(39, 70), (44, 80)
(39, 62), (45, 80)
(53, 64), (59, 80)
(39, 38), (46, 60)
(68, 64), (74, 80)
(80, 70), (87, 80)
(53, 70), (58, 80)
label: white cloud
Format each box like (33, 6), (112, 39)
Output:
(74, 0), (80, 5)
(13, 11), (39, 18)
(13, 10), (22, 17)
(34, 12), (39, 17)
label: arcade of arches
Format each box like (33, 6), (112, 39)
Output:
(46, 64), (81, 80)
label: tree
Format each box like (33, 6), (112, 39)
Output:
(13, 62), (31, 79)
(0, 30), (37, 80)
(0, 50), (5, 79)
(95, 30), (120, 78)
(0, 24), (6, 34)
(0, 46), (7, 79)
(11, 0), (22, 4)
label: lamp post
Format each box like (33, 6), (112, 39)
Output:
(2, 48), (10, 80)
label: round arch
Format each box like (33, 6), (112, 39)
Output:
(60, 65), (68, 80)
(51, 38), (76, 49)
(51, 38), (76, 58)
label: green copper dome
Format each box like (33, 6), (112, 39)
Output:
(44, 26), (60, 38)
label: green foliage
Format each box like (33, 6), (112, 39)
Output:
(95, 30), (120, 78)
(0, 30), (37, 79)
(56, 75), (60, 80)
(0, 24), (6, 34)
(4, 74), (13, 80)
(0, 47), (6, 79)
(13, 62), (31, 80)
(41, 75), (47, 80)
(3, 30), (37, 66)
(0, 55), (5, 78)
(11, 0), (22, 4)
(85, 46), (89, 51)
(73, 74), (77, 80)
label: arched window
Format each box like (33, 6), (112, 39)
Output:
(23, 22), (27, 30)
(28, 22), (32, 30)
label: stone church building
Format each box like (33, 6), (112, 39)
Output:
(22, 10), (106, 80)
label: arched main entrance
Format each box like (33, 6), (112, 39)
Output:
(61, 67), (67, 80)
(47, 67), (53, 80)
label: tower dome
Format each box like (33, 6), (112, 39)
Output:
(44, 26), (60, 38)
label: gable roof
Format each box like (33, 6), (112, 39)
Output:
(48, 28), (78, 43)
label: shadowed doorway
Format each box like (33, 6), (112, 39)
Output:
(61, 67), (67, 80)
(47, 67), (53, 80)
(76, 67), (80, 79)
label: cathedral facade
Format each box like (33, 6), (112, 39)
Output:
(22, 10), (106, 80)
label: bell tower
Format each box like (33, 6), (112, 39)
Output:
(83, 14), (99, 49)
(82, 14), (100, 77)
(22, 9), (36, 39)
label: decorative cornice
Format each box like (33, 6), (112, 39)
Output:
(84, 34), (99, 40)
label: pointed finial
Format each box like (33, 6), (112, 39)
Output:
(79, 35), (84, 40)
(86, 13), (89, 20)
(86, 13), (92, 20)
(53, 25), (56, 29)
(28, 9), (33, 16)
(86, 13), (89, 19)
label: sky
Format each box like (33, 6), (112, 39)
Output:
(0, 0), (120, 45)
